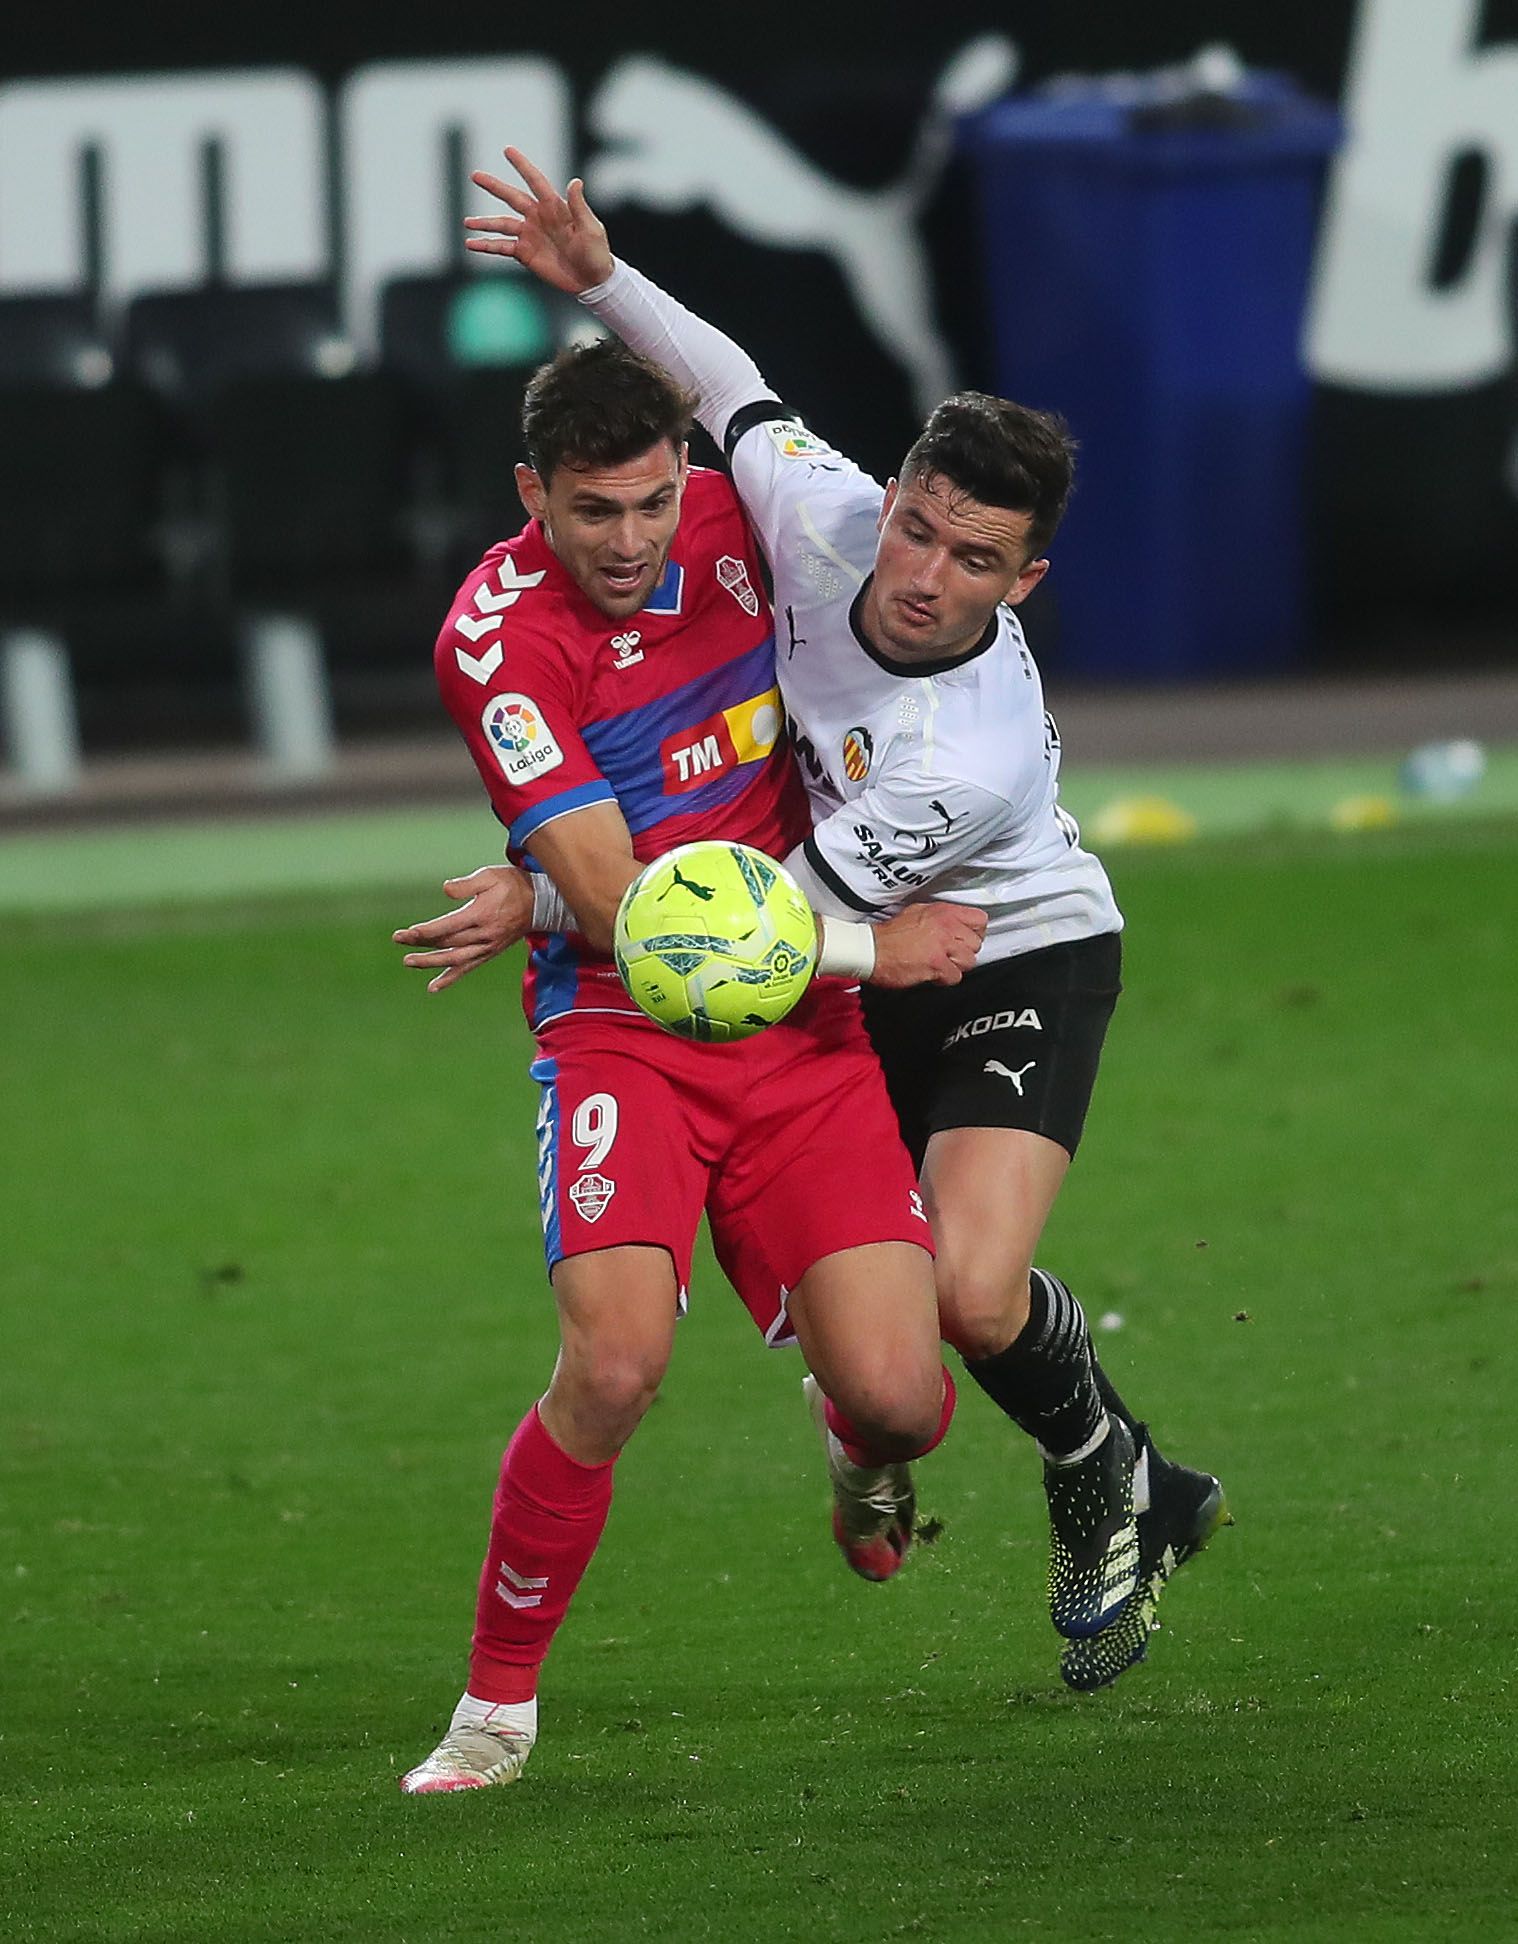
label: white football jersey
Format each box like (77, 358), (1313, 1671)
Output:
(578, 258), (1122, 960)
(728, 415), (1123, 960)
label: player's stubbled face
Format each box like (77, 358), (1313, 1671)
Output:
(866, 472), (1047, 663)
(530, 441), (689, 619)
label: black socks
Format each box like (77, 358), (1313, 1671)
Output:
(962, 1267), (1105, 1460)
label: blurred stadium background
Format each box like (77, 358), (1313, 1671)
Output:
(1, 0), (1516, 813)
(4, 4), (1517, 1939)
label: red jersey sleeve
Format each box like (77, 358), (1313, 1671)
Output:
(435, 543), (618, 850)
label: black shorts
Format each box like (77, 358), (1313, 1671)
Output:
(861, 932), (1123, 1166)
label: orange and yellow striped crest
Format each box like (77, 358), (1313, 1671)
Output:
(842, 726), (873, 783)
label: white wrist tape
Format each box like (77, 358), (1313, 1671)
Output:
(816, 917), (876, 981)
(529, 873), (576, 934)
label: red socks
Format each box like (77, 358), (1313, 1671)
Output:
(467, 1405), (616, 1705)
(466, 1372), (952, 1703)
(825, 1365), (958, 1468)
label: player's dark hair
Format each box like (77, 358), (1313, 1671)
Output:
(522, 338), (697, 483)
(900, 393), (1076, 557)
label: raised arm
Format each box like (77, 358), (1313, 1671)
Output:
(466, 148), (776, 454)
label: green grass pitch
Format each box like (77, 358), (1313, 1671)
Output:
(2, 819), (1515, 1941)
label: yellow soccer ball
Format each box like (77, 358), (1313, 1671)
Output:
(613, 841), (818, 1043)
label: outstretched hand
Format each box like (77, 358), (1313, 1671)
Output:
(392, 865), (534, 993)
(465, 146), (614, 294)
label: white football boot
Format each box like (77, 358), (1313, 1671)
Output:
(399, 1695), (536, 1795)
(803, 1373), (916, 1582)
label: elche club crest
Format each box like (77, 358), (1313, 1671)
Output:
(569, 1173), (616, 1223)
(716, 555), (760, 617)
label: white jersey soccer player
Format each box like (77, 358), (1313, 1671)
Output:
(726, 411), (1123, 959)
(576, 261), (1121, 961)
(452, 151), (1231, 1693)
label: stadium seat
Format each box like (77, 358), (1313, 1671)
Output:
(380, 268), (568, 394)
(0, 291), (173, 605)
(0, 294), (206, 785)
(0, 292), (115, 390)
(207, 358), (451, 748)
(123, 281), (354, 406)
(380, 271), (592, 566)
(206, 369), (414, 590)
(125, 280), (458, 749)
(124, 280), (416, 600)
(0, 379), (167, 602)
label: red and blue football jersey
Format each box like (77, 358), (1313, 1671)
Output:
(436, 467), (808, 1029)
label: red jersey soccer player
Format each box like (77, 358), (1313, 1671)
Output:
(396, 340), (983, 1793)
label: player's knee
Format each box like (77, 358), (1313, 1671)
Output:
(936, 1259), (1034, 1362)
(562, 1348), (664, 1442)
(835, 1371), (944, 1460)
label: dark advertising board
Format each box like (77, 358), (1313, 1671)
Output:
(2, 0), (1514, 667)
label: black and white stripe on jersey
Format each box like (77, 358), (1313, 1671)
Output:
(802, 834), (879, 914)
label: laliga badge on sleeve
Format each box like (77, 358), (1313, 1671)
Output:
(481, 692), (565, 784)
(764, 418), (830, 460)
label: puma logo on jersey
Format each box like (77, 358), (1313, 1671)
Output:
(893, 798), (967, 860)
(984, 1059), (1036, 1094)
(943, 1008), (1042, 1048)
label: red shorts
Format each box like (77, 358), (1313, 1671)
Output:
(530, 980), (932, 1345)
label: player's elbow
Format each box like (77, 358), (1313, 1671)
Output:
(579, 913), (618, 955)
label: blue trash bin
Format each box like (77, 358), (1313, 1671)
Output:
(962, 73), (1342, 681)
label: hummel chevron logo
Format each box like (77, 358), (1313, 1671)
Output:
(494, 1558), (549, 1610)
(985, 1059), (1036, 1094)
(454, 559), (546, 680)
(455, 641), (504, 684)
(476, 560), (546, 611)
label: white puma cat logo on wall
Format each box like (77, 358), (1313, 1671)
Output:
(585, 39), (1018, 416)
